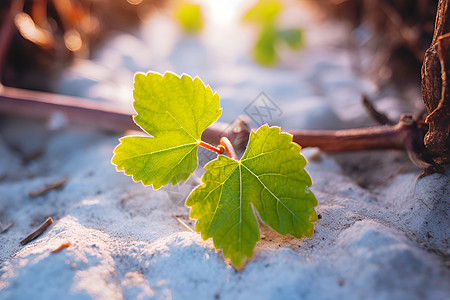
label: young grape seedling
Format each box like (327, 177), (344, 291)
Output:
(243, 0), (303, 66)
(112, 71), (317, 269)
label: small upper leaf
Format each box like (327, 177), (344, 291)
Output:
(112, 71), (222, 189)
(253, 23), (277, 66)
(278, 28), (303, 49)
(175, 1), (203, 34)
(186, 125), (317, 269)
(243, 0), (283, 24)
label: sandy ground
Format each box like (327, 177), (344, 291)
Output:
(1, 2), (449, 299)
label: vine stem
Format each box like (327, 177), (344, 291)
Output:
(199, 138), (238, 160)
(0, 85), (440, 171)
(220, 137), (238, 160)
(199, 141), (224, 155)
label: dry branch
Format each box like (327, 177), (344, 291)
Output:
(0, 85), (437, 171)
(362, 95), (395, 125)
(0, 85), (136, 132)
(20, 217), (53, 245)
(28, 176), (69, 198)
(0, 220), (14, 234)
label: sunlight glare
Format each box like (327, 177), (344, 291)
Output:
(196, 0), (246, 25)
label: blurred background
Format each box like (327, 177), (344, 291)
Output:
(0, 0), (439, 128)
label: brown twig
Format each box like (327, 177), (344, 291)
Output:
(0, 86), (438, 171)
(207, 114), (439, 171)
(28, 176), (69, 198)
(0, 220), (14, 234)
(20, 217), (53, 245)
(290, 115), (414, 151)
(0, 85), (136, 132)
(362, 95), (395, 125)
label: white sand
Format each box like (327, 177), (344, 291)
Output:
(1, 3), (449, 299)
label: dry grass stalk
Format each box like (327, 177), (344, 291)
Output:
(20, 217), (53, 245)
(28, 177), (69, 198)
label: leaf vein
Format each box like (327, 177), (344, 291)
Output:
(117, 142), (198, 161)
(166, 111), (198, 141)
(241, 164), (305, 226)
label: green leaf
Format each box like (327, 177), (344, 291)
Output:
(278, 28), (303, 49)
(186, 125), (317, 269)
(175, 1), (203, 34)
(243, 0), (283, 24)
(253, 23), (277, 66)
(112, 71), (222, 189)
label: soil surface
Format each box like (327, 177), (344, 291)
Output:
(0, 2), (449, 299)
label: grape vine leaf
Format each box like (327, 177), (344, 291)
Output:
(186, 125), (317, 269)
(112, 71), (222, 189)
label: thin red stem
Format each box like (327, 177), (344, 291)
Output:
(199, 141), (224, 155)
(220, 137), (238, 160)
(199, 139), (238, 160)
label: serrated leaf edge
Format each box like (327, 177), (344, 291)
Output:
(187, 125), (317, 269)
(112, 70), (221, 189)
